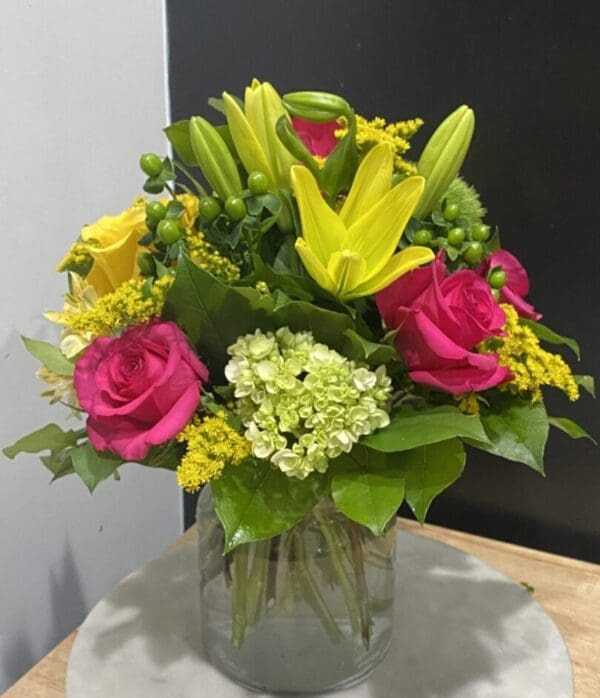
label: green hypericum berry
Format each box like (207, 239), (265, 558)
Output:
(225, 196), (247, 221)
(157, 219), (182, 245)
(139, 153), (163, 177)
(491, 288), (501, 301)
(489, 269), (507, 289)
(146, 200), (166, 222)
(137, 252), (155, 276)
(447, 227), (465, 246)
(143, 179), (164, 195)
(248, 170), (270, 195)
(413, 229), (432, 245)
(463, 241), (484, 264)
(443, 202), (460, 221)
(199, 196), (221, 222)
(471, 222), (491, 242)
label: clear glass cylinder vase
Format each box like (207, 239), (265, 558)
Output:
(196, 486), (397, 694)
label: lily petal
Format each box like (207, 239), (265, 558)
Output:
(294, 238), (337, 294)
(346, 176), (425, 276)
(327, 250), (368, 298)
(223, 91), (275, 183)
(340, 143), (393, 228)
(347, 246), (434, 298)
(292, 165), (346, 262)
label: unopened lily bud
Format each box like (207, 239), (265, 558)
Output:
(283, 91), (352, 122)
(414, 105), (475, 219)
(189, 116), (242, 201)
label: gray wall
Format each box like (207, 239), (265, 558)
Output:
(0, 1), (181, 691)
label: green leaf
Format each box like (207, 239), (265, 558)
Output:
(207, 96), (227, 115)
(342, 329), (397, 366)
(467, 394), (549, 473)
(330, 445), (405, 535)
(71, 443), (122, 493)
(211, 459), (325, 552)
(260, 193), (282, 216)
(521, 319), (580, 360)
(399, 439), (465, 523)
(363, 405), (491, 453)
(165, 255), (355, 379)
(164, 120), (196, 167)
(3, 423), (82, 459)
(209, 95), (244, 116)
(22, 337), (74, 376)
(574, 374), (595, 398)
(40, 450), (75, 481)
(240, 254), (318, 302)
(164, 255), (274, 377)
(548, 417), (597, 444)
(272, 299), (355, 354)
(165, 201), (185, 220)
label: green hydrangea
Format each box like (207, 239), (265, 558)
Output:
(224, 327), (392, 479)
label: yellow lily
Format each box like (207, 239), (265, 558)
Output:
(292, 143), (434, 301)
(223, 79), (296, 231)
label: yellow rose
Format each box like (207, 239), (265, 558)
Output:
(81, 199), (147, 295)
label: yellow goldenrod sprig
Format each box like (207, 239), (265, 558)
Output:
(336, 114), (424, 175)
(176, 412), (251, 492)
(56, 276), (173, 337)
(184, 230), (241, 281)
(481, 304), (579, 402)
(455, 393), (480, 415)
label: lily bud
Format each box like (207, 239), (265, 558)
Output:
(223, 79), (296, 231)
(275, 115), (322, 181)
(414, 105), (475, 219)
(189, 116), (242, 202)
(283, 91), (352, 122)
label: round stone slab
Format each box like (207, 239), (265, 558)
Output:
(66, 531), (573, 698)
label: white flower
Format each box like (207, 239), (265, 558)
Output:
(226, 328), (392, 479)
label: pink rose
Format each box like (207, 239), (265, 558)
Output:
(376, 254), (511, 394)
(292, 117), (339, 157)
(477, 250), (541, 320)
(74, 321), (209, 460)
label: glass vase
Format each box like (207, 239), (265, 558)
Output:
(196, 486), (397, 694)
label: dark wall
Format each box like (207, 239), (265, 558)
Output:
(167, 0), (600, 561)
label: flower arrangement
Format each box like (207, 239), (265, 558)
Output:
(4, 80), (595, 682)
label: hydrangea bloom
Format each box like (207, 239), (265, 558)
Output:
(225, 328), (392, 479)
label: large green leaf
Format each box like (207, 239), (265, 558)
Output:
(3, 423), (83, 459)
(330, 445), (405, 535)
(211, 459), (325, 552)
(164, 255), (274, 377)
(548, 417), (597, 444)
(164, 255), (355, 378)
(399, 438), (466, 524)
(363, 405), (491, 453)
(342, 329), (397, 366)
(272, 296), (354, 353)
(467, 395), (549, 473)
(22, 337), (74, 376)
(521, 319), (580, 360)
(71, 443), (122, 493)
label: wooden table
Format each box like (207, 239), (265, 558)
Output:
(4, 520), (600, 697)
